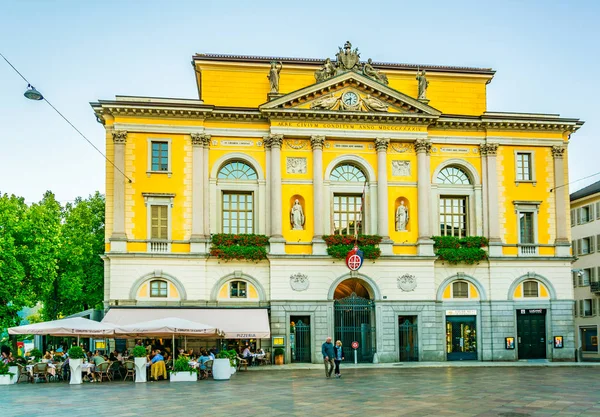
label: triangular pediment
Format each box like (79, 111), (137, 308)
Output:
(260, 71), (441, 119)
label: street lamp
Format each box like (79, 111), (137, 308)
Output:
(24, 84), (43, 101)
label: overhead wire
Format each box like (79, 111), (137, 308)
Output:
(0, 52), (132, 183)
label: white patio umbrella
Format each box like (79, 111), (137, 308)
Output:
(8, 317), (117, 337)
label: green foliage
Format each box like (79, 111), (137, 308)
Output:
(67, 346), (85, 359)
(171, 356), (195, 374)
(28, 348), (42, 360)
(217, 349), (238, 367)
(210, 245), (267, 261)
(211, 234), (269, 246)
(432, 236), (489, 265)
(326, 244), (381, 260)
(323, 234), (383, 246)
(274, 348), (284, 356)
(133, 346), (147, 358)
(0, 362), (14, 376)
(210, 234), (269, 261)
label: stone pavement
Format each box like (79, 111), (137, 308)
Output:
(2, 367), (600, 417)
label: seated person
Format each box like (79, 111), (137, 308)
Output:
(92, 351), (106, 367)
(255, 348), (265, 359)
(242, 346), (254, 365)
(198, 350), (211, 379)
(150, 349), (166, 381)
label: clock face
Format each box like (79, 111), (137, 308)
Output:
(342, 91), (359, 106)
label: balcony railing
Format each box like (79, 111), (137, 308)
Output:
(518, 244), (538, 256)
(591, 282), (600, 293)
(147, 240), (171, 253)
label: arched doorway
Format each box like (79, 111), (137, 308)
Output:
(333, 279), (376, 363)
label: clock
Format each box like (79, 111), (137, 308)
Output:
(342, 91), (359, 107)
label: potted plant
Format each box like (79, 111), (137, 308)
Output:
(169, 356), (197, 382)
(226, 349), (238, 375)
(213, 351), (232, 381)
(132, 345), (147, 383)
(67, 346), (85, 385)
(28, 348), (42, 362)
(274, 348), (284, 365)
(0, 362), (15, 385)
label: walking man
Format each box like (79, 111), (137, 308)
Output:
(322, 336), (335, 378)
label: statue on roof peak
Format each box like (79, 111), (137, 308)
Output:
(314, 42), (388, 85)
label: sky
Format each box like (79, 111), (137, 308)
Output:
(1, 0), (599, 204)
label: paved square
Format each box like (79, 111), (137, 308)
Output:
(1, 367), (600, 416)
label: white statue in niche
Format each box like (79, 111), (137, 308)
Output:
(290, 199), (305, 230)
(395, 200), (409, 232)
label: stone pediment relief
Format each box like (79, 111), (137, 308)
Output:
(260, 71), (441, 119)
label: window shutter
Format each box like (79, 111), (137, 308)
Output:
(579, 271), (584, 286)
(574, 302), (578, 317)
(577, 208), (581, 224)
(571, 209), (575, 227)
(577, 239), (583, 255)
(580, 300), (585, 316)
(572, 272), (577, 288)
(596, 202), (600, 219)
(593, 299), (598, 316)
(573, 240), (578, 256)
(591, 268), (596, 283)
(590, 204), (595, 221)
(590, 236), (596, 253)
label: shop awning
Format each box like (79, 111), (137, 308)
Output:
(102, 308), (270, 339)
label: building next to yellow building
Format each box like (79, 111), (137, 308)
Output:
(92, 41), (583, 362)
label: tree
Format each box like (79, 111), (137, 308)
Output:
(0, 194), (29, 330)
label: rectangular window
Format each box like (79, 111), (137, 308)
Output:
(222, 192), (253, 234)
(230, 281), (247, 298)
(523, 281), (539, 297)
(582, 269), (591, 286)
(333, 194), (363, 235)
(150, 280), (168, 297)
(581, 206), (590, 223)
(584, 299), (593, 317)
(519, 212), (534, 244)
(439, 197), (468, 238)
(516, 152), (532, 181)
(151, 141), (169, 172)
(150, 205), (168, 239)
(452, 281), (469, 298)
(581, 237), (591, 255)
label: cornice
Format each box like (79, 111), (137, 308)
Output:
(262, 109), (437, 124)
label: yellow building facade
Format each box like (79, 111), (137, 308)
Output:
(93, 42), (583, 362)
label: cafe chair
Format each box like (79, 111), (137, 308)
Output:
(32, 363), (49, 383)
(96, 362), (112, 382)
(123, 361), (136, 382)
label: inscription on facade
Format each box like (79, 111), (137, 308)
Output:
(220, 140), (254, 147)
(273, 121), (425, 132)
(334, 143), (365, 149)
(440, 147), (470, 153)
(286, 157), (307, 174)
(392, 160), (411, 177)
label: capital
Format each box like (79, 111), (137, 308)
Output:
(310, 135), (326, 150)
(191, 133), (211, 147)
(374, 137), (390, 152)
(414, 139), (431, 154)
(112, 130), (127, 144)
(552, 145), (566, 159)
(268, 134), (284, 149)
(480, 143), (498, 156)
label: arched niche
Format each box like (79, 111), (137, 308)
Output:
(508, 273), (556, 300)
(436, 274), (487, 301)
(289, 194), (306, 231)
(394, 196), (410, 232)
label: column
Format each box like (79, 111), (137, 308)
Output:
(202, 135), (211, 240)
(110, 130), (127, 252)
(264, 137), (272, 237)
(190, 133), (210, 253)
(552, 145), (570, 256)
(415, 139), (434, 256)
(375, 138), (393, 255)
(311, 135), (327, 255)
(269, 134), (285, 254)
(481, 143), (502, 256)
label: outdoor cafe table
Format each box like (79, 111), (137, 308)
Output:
(26, 363), (57, 377)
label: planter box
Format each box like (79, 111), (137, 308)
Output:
(134, 357), (147, 383)
(170, 372), (197, 382)
(69, 358), (83, 385)
(274, 355), (284, 365)
(9, 367), (18, 384)
(0, 375), (12, 385)
(212, 358), (231, 380)
(230, 366), (236, 375)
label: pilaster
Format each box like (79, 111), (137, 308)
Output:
(552, 145), (570, 255)
(481, 143), (502, 256)
(375, 138), (393, 255)
(415, 139), (434, 256)
(269, 134), (285, 254)
(110, 130), (127, 252)
(311, 135), (327, 255)
(190, 133), (210, 253)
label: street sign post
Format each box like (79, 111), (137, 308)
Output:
(352, 341), (359, 364)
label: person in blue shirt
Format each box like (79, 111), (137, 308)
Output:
(334, 340), (344, 378)
(151, 350), (164, 364)
(198, 350), (212, 379)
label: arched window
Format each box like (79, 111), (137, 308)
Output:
(330, 163), (367, 182)
(437, 166), (471, 185)
(150, 280), (168, 298)
(452, 281), (469, 298)
(230, 281), (247, 298)
(218, 161), (258, 180)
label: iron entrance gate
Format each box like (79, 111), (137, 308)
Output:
(398, 317), (419, 361)
(293, 320), (311, 363)
(334, 293), (376, 363)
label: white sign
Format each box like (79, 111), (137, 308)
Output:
(220, 140), (254, 147)
(446, 310), (477, 316)
(440, 147), (469, 153)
